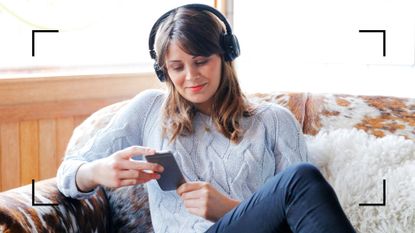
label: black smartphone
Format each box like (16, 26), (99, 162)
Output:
(145, 151), (186, 191)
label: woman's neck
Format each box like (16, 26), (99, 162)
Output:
(194, 101), (212, 116)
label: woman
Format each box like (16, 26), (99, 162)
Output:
(57, 4), (356, 233)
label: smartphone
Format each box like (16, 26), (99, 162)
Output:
(145, 151), (186, 191)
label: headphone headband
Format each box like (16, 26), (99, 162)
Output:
(149, 3), (240, 82)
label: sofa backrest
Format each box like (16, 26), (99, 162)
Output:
(249, 92), (415, 140)
(68, 92), (415, 154)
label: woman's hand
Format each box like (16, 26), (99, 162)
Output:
(177, 182), (240, 222)
(76, 146), (164, 192)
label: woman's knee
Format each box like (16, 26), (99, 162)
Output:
(286, 162), (324, 182)
(292, 162), (320, 174)
(264, 163), (324, 195)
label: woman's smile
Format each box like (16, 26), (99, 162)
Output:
(188, 83), (207, 93)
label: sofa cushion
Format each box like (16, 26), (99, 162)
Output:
(307, 128), (415, 233)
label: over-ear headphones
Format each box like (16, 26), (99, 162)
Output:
(148, 3), (240, 82)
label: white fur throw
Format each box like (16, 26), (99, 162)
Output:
(306, 128), (415, 233)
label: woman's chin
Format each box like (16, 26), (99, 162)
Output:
(183, 95), (212, 106)
(187, 97), (209, 104)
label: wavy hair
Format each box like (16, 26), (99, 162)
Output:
(155, 7), (254, 144)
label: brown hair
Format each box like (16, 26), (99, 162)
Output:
(155, 7), (254, 144)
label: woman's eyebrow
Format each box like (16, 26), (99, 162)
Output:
(167, 60), (182, 63)
(192, 55), (213, 59)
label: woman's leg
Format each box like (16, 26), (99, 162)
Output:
(206, 163), (356, 233)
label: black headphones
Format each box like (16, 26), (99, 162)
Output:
(148, 3), (240, 82)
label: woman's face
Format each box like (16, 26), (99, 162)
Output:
(165, 41), (222, 114)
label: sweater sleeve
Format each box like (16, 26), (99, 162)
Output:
(271, 104), (309, 173)
(57, 89), (164, 199)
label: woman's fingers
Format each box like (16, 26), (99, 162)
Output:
(117, 169), (139, 179)
(117, 169), (161, 180)
(119, 172), (160, 187)
(116, 146), (155, 159)
(177, 182), (207, 196)
(136, 171), (161, 181)
(114, 170), (160, 187)
(117, 160), (164, 173)
(119, 179), (138, 186)
(96, 146), (165, 188)
(110, 145), (164, 171)
(183, 198), (203, 209)
(180, 189), (204, 200)
(112, 146), (163, 172)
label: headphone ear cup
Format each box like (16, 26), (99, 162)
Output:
(153, 63), (166, 82)
(222, 34), (240, 61)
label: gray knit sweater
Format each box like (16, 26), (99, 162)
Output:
(57, 89), (309, 233)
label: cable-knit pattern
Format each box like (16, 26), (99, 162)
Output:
(58, 89), (309, 233)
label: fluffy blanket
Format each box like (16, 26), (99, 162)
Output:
(306, 128), (415, 233)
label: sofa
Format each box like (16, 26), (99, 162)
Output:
(1, 91), (414, 233)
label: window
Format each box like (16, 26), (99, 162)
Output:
(233, 0), (415, 97)
(0, 0), (214, 76)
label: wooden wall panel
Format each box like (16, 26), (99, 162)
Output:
(1, 122), (20, 191)
(74, 115), (88, 128)
(0, 128), (1, 191)
(0, 72), (161, 192)
(0, 98), (127, 123)
(19, 120), (39, 186)
(39, 119), (57, 179)
(0, 73), (160, 106)
(56, 117), (74, 167)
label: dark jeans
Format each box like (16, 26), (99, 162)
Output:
(206, 163), (356, 233)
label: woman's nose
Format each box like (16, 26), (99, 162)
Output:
(185, 66), (200, 81)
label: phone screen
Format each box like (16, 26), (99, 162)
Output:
(145, 151), (186, 191)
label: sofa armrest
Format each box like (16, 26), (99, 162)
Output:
(0, 178), (110, 232)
